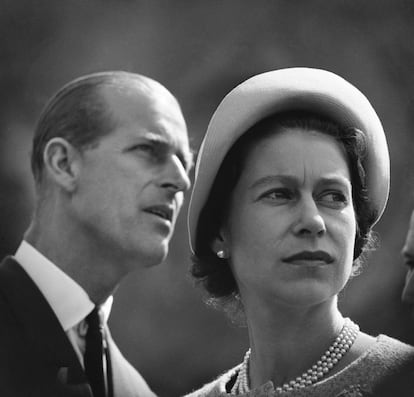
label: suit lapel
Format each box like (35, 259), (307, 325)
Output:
(106, 328), (156, 397)
(0, 257), (92, 395)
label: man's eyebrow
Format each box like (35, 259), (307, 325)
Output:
(141, 132), (169, 145)
(140, 133), (194, 171)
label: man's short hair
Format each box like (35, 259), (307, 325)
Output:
(31, 71), (159, 184)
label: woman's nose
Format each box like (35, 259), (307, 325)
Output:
(292, 197), (326, 237)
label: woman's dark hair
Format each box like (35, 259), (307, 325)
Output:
(191, 110), (376, 314)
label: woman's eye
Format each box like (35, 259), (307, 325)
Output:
(260, 189), (293, 202)
(319, 191), (348, 207)
(327, 192), (346, 201)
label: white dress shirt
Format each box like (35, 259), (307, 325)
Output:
(14, 240), (113, 367)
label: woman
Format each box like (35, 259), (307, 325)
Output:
(186, 68), (414, 396)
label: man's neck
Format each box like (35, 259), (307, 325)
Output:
(24, 222), (123, 305)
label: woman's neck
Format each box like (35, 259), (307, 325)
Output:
(244, 296), (344, 389)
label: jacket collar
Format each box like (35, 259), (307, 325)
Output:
(0, 257), (89, 388)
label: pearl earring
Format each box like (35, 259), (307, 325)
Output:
(216, 250), (226, 259)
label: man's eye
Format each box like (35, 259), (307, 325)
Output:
(135, 144), (155, 153)
(130, 144), (163, 161)
(404, 258), (414, 270)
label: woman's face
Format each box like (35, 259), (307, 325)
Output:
(217, 128), (356, 308)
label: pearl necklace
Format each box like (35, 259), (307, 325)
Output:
(230, 318), (359, 395)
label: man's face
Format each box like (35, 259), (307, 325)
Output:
(71, 84), (192, 272)
(401, 210), (414, 306)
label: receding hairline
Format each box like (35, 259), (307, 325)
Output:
(38, 71), (178, 121)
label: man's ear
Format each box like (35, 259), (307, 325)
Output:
(43, 137), (82, 192)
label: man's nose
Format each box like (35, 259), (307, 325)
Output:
(292, 196), (326, 237)
(402, 268), (414, 304)
(160, 155), (191, 193)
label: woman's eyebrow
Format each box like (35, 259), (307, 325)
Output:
(317, 175), (352, 187)
(249, 175), (295, 190)
(249, 174), (351, 190)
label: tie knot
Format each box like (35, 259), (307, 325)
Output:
(86, 307), (105, 330)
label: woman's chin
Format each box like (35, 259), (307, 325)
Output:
(269, 281), (338, 309)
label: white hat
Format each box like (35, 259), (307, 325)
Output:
(188, 67), (390, 253)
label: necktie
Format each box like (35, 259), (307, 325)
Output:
(85, 307), (107, 397)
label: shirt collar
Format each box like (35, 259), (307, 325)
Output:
(14, 240), (113, 331)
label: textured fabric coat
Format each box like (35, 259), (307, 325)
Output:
(184, 335), (414, 397)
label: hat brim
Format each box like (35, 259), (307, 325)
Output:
(188, 68), (390, 253)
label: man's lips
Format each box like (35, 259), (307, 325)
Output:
(283, 251), (334, 264)
(144, 204), (174, 222)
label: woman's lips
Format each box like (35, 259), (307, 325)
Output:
(283, 250), (334, 264)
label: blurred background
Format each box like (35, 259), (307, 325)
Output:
(1, 0), (414, 395)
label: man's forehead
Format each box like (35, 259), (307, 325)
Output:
(99, 77), (178, 114)
(100, 81), (193, 166)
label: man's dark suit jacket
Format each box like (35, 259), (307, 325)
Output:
(0, 257), (156, 397)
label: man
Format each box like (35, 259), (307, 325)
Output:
(369, 209), (414, 395)
(0, 71), (192, 397)
(402, 209), (414, 308)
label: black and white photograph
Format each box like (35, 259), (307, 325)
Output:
(1, 1), (414, 396)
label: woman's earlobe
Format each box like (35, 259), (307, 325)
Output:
(212, 236), (230, 259)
